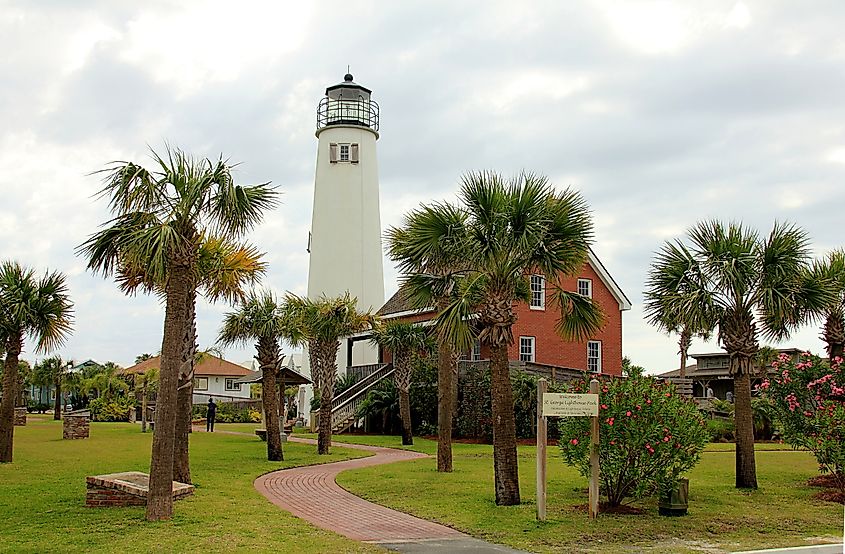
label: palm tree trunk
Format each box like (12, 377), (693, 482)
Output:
(53, 372), (62, 421)
(734, 372), (757, 489)
(259, 341), (283, 461)
(317, 339), (338, 455)
(399, 389), (413, 445)
(146, 263), (190, 521)
(437, 342), (454, 472)
(0, 334), (23, 463)
(823, 312), (845, 363)
(174, 291), (197, 485)
(678, 328), (691, 379)
(141, 384), (149, 433)
(489, 341), (520, 505)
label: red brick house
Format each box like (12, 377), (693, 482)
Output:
(377, 248), (631, 377)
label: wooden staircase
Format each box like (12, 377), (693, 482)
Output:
(315, 363), (394, 434)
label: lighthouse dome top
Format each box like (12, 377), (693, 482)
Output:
(317, 72), (379, 133)
(325, 73), (372, 99)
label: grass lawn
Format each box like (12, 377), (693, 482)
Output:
(1, 416), (380, 553)
(333, 434), (844, 553)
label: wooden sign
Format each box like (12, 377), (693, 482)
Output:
(536, 380), (600, 521)
(542, 393), (599, 417)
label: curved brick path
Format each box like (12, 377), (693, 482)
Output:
(254, 436), (466, 543)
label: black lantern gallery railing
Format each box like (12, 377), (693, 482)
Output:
(317, 95), (379, 131)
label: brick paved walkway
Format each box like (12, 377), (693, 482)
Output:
(254, 436), (467, 542)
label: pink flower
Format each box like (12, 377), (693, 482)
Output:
(626, 411), (632, 417)
(610, 440), (616, 445)
(606, 417), (615, 426)
(636, 405), (642, 410)
(665, 393), (671, 397)
(601, 404), (608, 410)
(663, 437), (670, 442)
(646, 399), (652, 405)
(570, 439), (579, 445)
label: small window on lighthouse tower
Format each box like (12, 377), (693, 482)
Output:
(339, 144), (350, 162)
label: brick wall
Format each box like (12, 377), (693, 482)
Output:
(63, 415), (90, 439)
(383, 263), (625, 377)
(86, 484), (146, 507)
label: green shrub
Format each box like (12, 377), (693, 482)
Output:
(27, 402), (50, 413)
(559, 374), (709, 507)
(706, 418), (735, 442)
(759, 352), (845, 494)
(89, 396), (133, 422)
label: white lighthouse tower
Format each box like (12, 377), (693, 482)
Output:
(306, 73), (384, 367)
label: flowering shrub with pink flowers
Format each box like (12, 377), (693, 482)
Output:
(758, 352), (845, 494)
(558, 373), (709, 507)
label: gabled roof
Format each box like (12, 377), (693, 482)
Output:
(378, 248), (631, 317)
(121, 355), (252, 377)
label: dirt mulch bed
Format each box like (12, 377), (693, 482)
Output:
(812, 489), (845, 504)
(571, 503), (645, 515)
(807, 473), (844, 488)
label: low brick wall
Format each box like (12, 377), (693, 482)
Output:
(14, 407), (27, 426)
(63, 414), (90, 440)
(86, 484), (146, 507)
(85, 471), (194, 508)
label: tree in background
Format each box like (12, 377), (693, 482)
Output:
(135, 353), (154, 364)
(422, 172), (604, 506)
(218, 290), (298, 461)
(79, 146), (277, 520)
(647, 221), (830, 489)
(0, 261), (74, 463)
(136, 367), (159, 433)
(644, 241), (716, 378)
(370, 321), (431, 445)
(386, 202), (468, 472)
(285, 293), (374, 455)
(806, 250), (845, 363)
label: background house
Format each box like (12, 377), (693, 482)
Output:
(657, 348), (802, 399)
(121, 355), (253, 403)
(376, 249), (631, 377)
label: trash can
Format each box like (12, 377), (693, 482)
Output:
(659, 478), (689, 516)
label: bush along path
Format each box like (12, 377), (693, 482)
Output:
(251, 433), (526, 553)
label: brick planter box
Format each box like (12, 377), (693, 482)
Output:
(63, 412), (90, 440)
(86, 471), (194, 508)
(14, 407), (27, 426)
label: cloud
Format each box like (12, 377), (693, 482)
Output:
(1, 0), (843, 373)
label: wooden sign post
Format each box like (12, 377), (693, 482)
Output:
(536, 378), (601, 521)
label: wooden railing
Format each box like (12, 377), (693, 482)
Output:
(345, 363), (383, 385)
(317, 363), (394, 433)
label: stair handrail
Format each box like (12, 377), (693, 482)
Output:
(331, 363), (393, 410)
(330, 364), (395, 429)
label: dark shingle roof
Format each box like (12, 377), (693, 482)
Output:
(377, 286), (434, 317)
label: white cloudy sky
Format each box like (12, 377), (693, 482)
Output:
(2, 1), (843, 372)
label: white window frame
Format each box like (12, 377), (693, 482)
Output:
(193, 377), (208, 391)
(519, 336), (535, 362)
(225, 378), (241, 392)
(339, 143), (350, 162)
(530, 275), (545, 310)
(587, 341), (602, 373)
(577, 278), (593, 298)
(472, 340), (482, 361)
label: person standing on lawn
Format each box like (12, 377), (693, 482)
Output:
(206, 398), (217, 432)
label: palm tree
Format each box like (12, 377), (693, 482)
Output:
(806, 250), (845, 363)
(0, 261), (74, 463)
(78, 146), (277, 520)
(218, 290), (296, 461)
(285, 293), (374, 455)
(119, 236), (265, 484)
(644, 241), (716, 378)
(385, 202), (469, 472)
(411, 172), (604, 506)
(136, 367), (159, 433)
(135, 353), (154, 364)
(370, 321), (431, 445)
(32, 356), (69, 419)
(648, 221), (829, 489)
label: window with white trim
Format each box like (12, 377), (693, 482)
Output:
(577, 278), (592, 298)
(530, 275), (545, 310)
(225, 378), (241, 392)
(339, 143), (350, 162)
(519, 336), (535, 362)
(193, 377), (208, 391)
(472, 340), (482, 361)
(587, 341), (602, 373)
